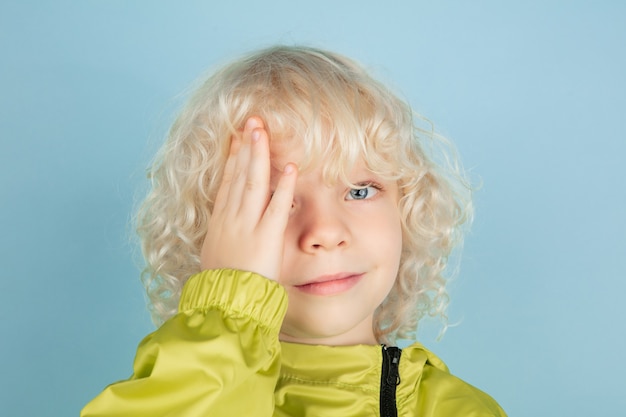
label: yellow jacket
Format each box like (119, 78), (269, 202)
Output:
(81, 269), (506, 416)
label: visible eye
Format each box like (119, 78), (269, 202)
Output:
(346, 183), (382, 200)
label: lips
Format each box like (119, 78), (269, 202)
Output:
(294, 273), (364, 296)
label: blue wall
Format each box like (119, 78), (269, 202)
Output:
(1, 1), (624, 415)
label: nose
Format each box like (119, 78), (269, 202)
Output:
(296, 201), (350, 253)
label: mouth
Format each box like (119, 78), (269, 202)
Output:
(294, 273), (364, 296)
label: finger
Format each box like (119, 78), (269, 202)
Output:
(239, 125), (271, 220)
(260, 163), (298, 232)
(226, 117), (261, 215)
(212, 134), (241, 216)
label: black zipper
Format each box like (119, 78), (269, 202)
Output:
(380, 345), (402, 417)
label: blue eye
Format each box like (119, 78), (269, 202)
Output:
(346, 184), (380, 200)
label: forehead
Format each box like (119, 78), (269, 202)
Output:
(269, 136), (304, 163)
(268, 136), (309, 178)
(269, 137), (375, 187)
(265, 119), (401, 188)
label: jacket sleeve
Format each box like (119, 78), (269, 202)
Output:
(81, 269), (288, 417)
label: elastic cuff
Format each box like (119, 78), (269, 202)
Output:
(179, 269), (288, 331)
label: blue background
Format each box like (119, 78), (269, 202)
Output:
(1, 1), (625, 415)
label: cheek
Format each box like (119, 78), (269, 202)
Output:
(384, 209), (404, 269)
(381, 203), (403, 242)
(281, 220), (298, 250)
(278, 224), (299, 279)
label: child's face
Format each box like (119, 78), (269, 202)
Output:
(271, 140), (403, 346)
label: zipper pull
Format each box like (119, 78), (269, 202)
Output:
(380, 345), (402, 417)
(385, 346), (401, 386)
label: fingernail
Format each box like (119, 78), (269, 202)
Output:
(284, 164), (295, 174)
(246, 117), (259, 130)
(252, 130), (260, 142)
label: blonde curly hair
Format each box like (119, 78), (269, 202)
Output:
(136, 45), (472, 345)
